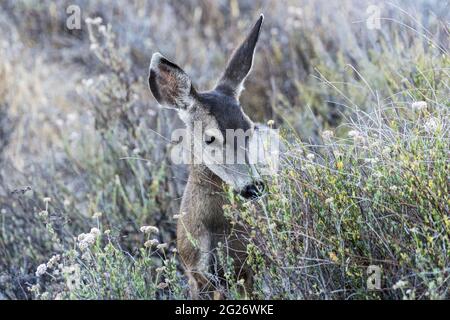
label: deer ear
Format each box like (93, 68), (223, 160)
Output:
(148, 53), (195, 110)
(215, 14), (263, 99)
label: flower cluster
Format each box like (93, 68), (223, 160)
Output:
(321, 130), (334, 140)
(140, 225), (159, 234)
(77, 228), (101, 251)
(411, 101), (427, 112)
(35, 264), (47, 277)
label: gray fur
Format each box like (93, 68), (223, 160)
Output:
(148, 15), (265, 299)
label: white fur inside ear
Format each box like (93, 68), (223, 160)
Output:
(149, 52), (193, 110)
(150, 52), (164, 72)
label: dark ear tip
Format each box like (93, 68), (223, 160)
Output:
(252, 14), (264, 34)
(257, 14), (264, 26)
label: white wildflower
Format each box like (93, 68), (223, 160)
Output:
(334, 150), (343, 158)
(144, 239), (159, 248)
(35, 264), (47, 277)
(424, 117), (439, 133)
(409, 227), (418, 233)
(81, 251), (91, 262)
(38, 210), (48, 218)
(393, 280), (408, 290)
(373, 171), (383, 178)
(28, 284), (40, 293)
(77, 233), (87, 242)
(381, 147), (391, 156)
(321, 130), (334, 140)
(82, 78), (94, 88)
(389, 185), (398, 191)
(364, 158), (378, 164)
(325, 197), (334, 205)
(348, 130), (360, 138)
(156, 266), (166, 273)
(173, 212), (187, 220)
(92, 211), (102, 219)
(63, 265), (81, 290)
(306, 153), (315, 161)
(140, 225), (159, 234)
(85, 17), (102, 25)
(46, 254), (60, 268)
(90, 227), (101, 237)
(78, 232), (96, 251)
(267, 119), (275, 126)
(156, 243), (168, 250)
(411, 101), (427, 112)
(40, 292), (50, 300)
(157, 282), (168, 289)
(348, 130), (365, 143)
(370, 140), (381, 148)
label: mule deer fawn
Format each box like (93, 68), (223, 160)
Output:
(148, 14), (267, 299)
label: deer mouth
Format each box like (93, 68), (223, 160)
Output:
(239, 181), (265, 199)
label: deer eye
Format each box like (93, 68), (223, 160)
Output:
(205, 135), (215, 145)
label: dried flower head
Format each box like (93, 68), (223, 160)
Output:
(144, 239), (159, 248)
(156, 266), (166, 273)
(157, 282), (169, 289)
(156, 243), (168, 250)
(90, 227), (101, 237)
(412, 101), (427, 112)
(140, 225), (159, 234)
(424, 117), (439, 133)
(321, 130), (334, 140)
(38, 210), (48, 218)
(85, 17), (103, 25)
(92, 212), (102, 219)
(35, 264), (47, 277)
(46, 254), (60, 268)
(173, 212), (187, 220)
(393, 280), (408, 290)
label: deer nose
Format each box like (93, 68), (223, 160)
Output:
(240, 181), (265, 199)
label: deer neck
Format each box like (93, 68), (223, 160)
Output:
(189, 164), (223, 191)
(184, 164), (229, 231)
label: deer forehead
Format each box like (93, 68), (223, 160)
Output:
(189, 91), (254, 135)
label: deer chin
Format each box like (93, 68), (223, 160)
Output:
(204, 162), (261, 194)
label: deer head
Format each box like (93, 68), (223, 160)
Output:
(148, 15), (268, 199)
